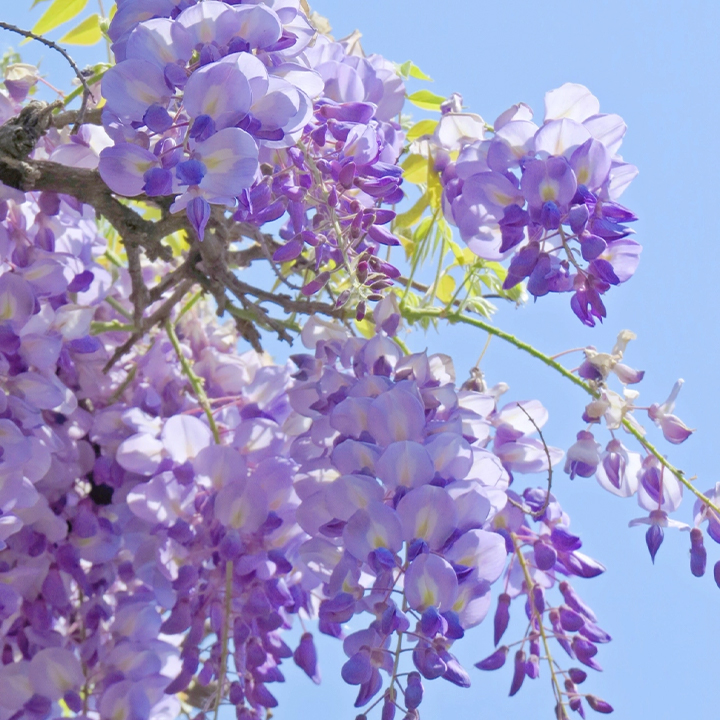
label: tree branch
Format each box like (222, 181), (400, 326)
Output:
(0, 21), (93, 132)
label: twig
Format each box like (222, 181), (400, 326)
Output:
(102, 279), (194, 372)
(517, 404), (554, 520)
(511, 532), (567, 716)
(164, 318), (220, 444)
(0, 21), (92, 132)
(125, 243), (147, 327)
(403, 306), (720, 517)
(53, 107), (103, 129)
(235, 222), (302, 290)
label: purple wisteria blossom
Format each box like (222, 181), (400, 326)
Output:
(432, 83), (640, 324)
(96, 0), (407, 311)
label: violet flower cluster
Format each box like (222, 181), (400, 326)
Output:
(284, 314), (613, 717)
(431, 85), (640, 325)
(0, 5), (715, 720)
(556, 330), (720, 581)
(0, 179), (326, 720)
(0, 166), (615, 719)
(99, 1), (407, 311)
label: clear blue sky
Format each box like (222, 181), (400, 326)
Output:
(2, 1), (717, 717)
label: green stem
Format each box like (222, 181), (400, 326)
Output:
(511, 532), (565, 715)
(164, 319), (220, 444)
(175, 290), (204, 325)
(214, 560), (233, 720)
(104, 295), (133, 320)
(402, 306), (720, 516)
(427, 232), (446, 304)
(91, 320), (135, 335)
(62, 68), (107, 106)
(400, 209), (439, 305)
(403, 306), (587, 391)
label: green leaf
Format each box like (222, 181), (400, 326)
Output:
(60, 14), (102, 45)
(396, 60), (433, 81)
(436, 274), (456, 304)
(406, 119), (438, 142)
(31, 0), (51, 8)
(401, 154), (429, 184)
(31, 0), (88, 36)
(407, 90), (445, 111)
(408, 63), (432, 81)
(395, 193), (429, 228)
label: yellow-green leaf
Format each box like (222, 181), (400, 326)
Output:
(401, 154), (429, 184)
(396, 60), (433, 81)
(406, 119), (438, 142)
(436, 274), (456, 304)
(31, 0), (51, 8)
(427, 166), (443, 209)
(354, 317), (374, 339)
(395, 193), (429, 228)
(32, 0), (88, 36)
(407, 90), (445, 111)
(408, 63), (432, 81)
(60, 14), (102, 45)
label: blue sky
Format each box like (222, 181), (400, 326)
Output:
(2, 1), (717, 717)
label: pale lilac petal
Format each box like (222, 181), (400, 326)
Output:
(396, 485), (458, 549)
(570, 139), (611, 190)
(126, 18), (193, 67)
(196, 127), (259, 196)
(445, 529), (507, 582)
(325, 474), (385, 521)
(29, 648), (84, 701)
(177, 0), (241, 46)
(425, 433), (473, 481)
(343, 502), (403, 560)
(99, 144), (158, 196)
(193, 444), (247, 490)
(184, 61), (252, 129)
(234, 4), (283, 49)
(116, 433), (165, 475)
(602, 161), (638, 200)
(375, 441), (435, 489)
(214, 483), (268, 531)
(583, 113), (626, 156)
(533, 118), (592, 158)
(161, 415), (213, 463)
(404, 554), (458, 611)
(462, 172), (524, 215)
(331, 439), (382, 475)
(218, 52), (269, 99)
(0, 273), (35, 330)
(544, 83), (600, 123)
(101, 59), (171, 122)
(367, 387), (426, 446)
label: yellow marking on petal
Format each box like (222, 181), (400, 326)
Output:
(0, 294), (15, 320)
(577, 167), (589, 185)
(417, 515), (430, 539)
(371, 533), (385, 548)
(491, 191), (513, 205)
(540, 181), (557, 202)
(231, 504), (246, 528)
(422, 587), (435, 608)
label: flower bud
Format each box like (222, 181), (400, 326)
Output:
(474, 646), (508, 671)
(508, 650), (526, 696)
(494, 593), (511, 645)
(645, 524), (664, 563)
(586, 695), (614, 713)
(404, 671), (423, 710)
(690, 528), (707, 577)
